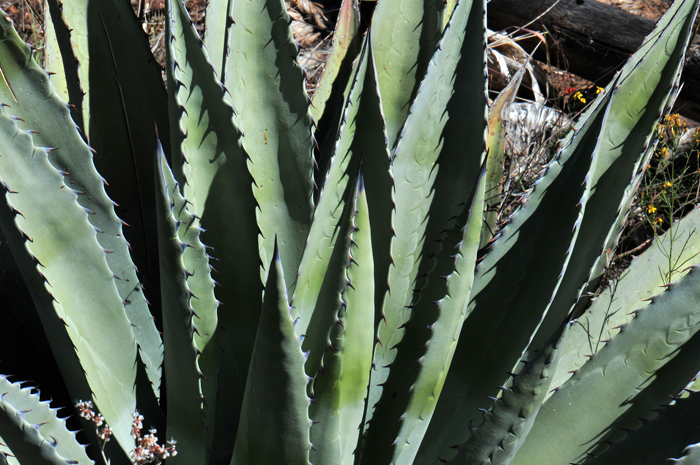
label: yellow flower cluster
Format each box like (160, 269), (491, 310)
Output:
(660, 113), (687, 139)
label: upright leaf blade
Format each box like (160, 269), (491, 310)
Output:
(360, 161), (487, 465)
(309, 175), (375, 465)
(231, 244), (312, 465)
(46, 0), (172, 309)
(370, 0), (445, 148)
(293, 37), (392, 386)
(481, 66), (525, 248)
(310, 0), (361, 124)
(155, 149), (211, 465)
(225, 0), (315, 291)
(368, 0), (487, 445)
(164, 0), (262, 458)
(448, 325), (568, 465)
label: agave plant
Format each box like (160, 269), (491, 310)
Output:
(1, 0), (700, 462)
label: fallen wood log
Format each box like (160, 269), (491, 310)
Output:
(487, 0), (700, 120)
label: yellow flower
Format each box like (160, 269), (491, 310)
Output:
(595, 86), (603, 94)
(656, 217), (664, 224)
(663, 181), (672, 188)
(648, 205), (657, 214)
(660, 147), (670, 158)
(573, 91), (586, 104)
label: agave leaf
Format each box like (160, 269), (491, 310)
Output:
(481, 65), (526, 249)
(164, 0), (262, 459)
(551, 207), (700, 392)
(447, 324), (568, 465)
(580, 325), (700, 459)
(293, 35), (392, 384)
(415, 61), (614, 465)
(0, 103), (136, 455)
(231, 243), (312, 465)
(309, 174), (375, 465)
(444, 0), (457, 29)
(310, 0), (363, 196)
(293, 34), (368, 348)
(670, 444), (700, 465)
(512, 265), (700, 465)
(47, 0), (171, 309)
(225, 0), (315, 292)
(0, 399), (75, 465)
(0, 376), (92, 465)
(581, 391), (700, 465)
(43, 0), (83, 126)
(360, 160), (487, 465)
(529, 0), (699, 352)
(370, 0), (445, 148)
(368, 0), (487, 446)
(0, 187), (107, 462)
(42, 2), (68, 104)
(310, 0), (361, 124)
(0, 6), (164, 401)
(574, 68), (684, 317)
(164, 0), (222, 339)
(202, 0), (233, 78)
(415, 4), (699, 454)
(154, 148), (212, 465)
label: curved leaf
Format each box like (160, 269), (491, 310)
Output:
(0, 6), (163, 402)
(0, 100), (136, 456)
(0, 376), (91, 465)
(512, 265), (700, 465)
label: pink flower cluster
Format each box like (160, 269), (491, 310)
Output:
(76, 400), (113, 443)
(130, 412), (177, 465)
(75, 401), (176, 464)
